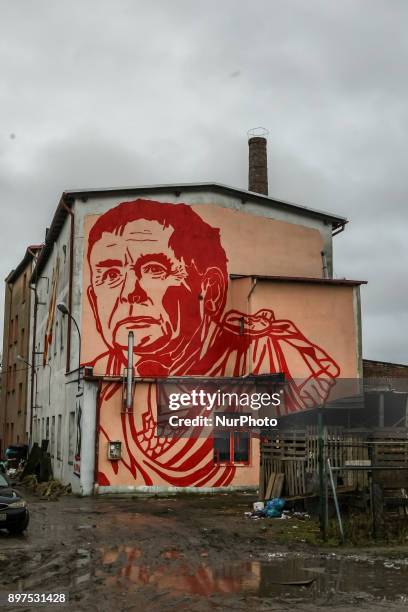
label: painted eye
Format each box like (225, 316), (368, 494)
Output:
(103, 268), (121, 282)
(142, 263), (168, 276)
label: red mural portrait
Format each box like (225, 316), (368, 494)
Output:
(84, 199), (340, 488)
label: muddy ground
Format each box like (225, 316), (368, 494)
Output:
(1, 489), (408, 611)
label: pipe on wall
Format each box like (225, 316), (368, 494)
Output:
(29, 284), (38, 445)
(61, 199), (75, 373)
(3, 283), (13, 447)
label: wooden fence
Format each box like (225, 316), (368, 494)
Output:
(260, 427), (408, 499)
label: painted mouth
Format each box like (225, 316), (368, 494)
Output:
(117, 316), (159, 329)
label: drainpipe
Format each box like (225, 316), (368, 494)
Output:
(246, 278), (257, 374)
(321, 251), (329, 279)
(3, 283), (13, 447)
(93, 380), (102, 494)
(126, 332), (134, 411)
(29, 283), (39, 447)
(61, 198), (75, 373)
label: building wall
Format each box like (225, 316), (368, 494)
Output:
(0, 261), (33, 454)
(32, 189), (360, 494)
(31, 222), (75, 487)
(363, 359), (408, 379)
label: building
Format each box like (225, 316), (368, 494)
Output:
(0, 245), (41, 456)
(26, 142), (364, 494)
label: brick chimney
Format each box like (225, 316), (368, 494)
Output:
(248, 128), (269, 195)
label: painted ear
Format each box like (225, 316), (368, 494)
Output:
(201, 267), (226, 319)
(87, 285), (102, 334)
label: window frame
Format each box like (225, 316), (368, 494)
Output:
(213, 430), (251, 466)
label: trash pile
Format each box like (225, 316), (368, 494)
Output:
(0, 458), (26, 480)
(20, 475), (72, 501)
(245, 499), (311, 520)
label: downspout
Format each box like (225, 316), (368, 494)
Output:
(29, 283), (38, 446)
(27, 247), (39, 447)
(4, 283), (13, 447)
(61, 198), (75, 373)
(321, 251), (329, 279)
(93, 380), (102, 494)
(246, 278), (257, 375)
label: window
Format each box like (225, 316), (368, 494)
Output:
(18, 383), (23, 413)
(60, 316), (64, 351)
(41, 418), (45, 442)
(46, 417), (50, 442)
(57, 415), (62, 460)
(213, 431), (250, 464)
(68, 412), (75, 464)
(22, 273), (27, 302)
(14, 315), (18, 344)
(20, 327), (25, 354)
(51, 416), (55, 457)
(9, 319), (13, 347)
(54, 321), (58, 356)
(232, 431), (250, 462)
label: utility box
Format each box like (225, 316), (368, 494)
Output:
(107, 441), (122, 461)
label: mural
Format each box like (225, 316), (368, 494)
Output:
(83, 199), (341, 488)
(43, 257), (60, 365)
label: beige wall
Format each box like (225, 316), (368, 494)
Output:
(79, 197), (359, 490)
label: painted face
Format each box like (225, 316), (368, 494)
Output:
(89, 219), (204, 353)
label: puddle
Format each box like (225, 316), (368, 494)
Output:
(11, 544), (408, 604)
(92, 546), (408, 602)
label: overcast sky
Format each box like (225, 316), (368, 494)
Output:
(0, 0), (407, 364)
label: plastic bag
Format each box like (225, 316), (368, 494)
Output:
(264, 497), (286, 518)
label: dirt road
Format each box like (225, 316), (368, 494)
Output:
(1, 490), (408, 611)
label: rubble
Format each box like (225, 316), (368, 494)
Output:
(20, 475), (72, 500)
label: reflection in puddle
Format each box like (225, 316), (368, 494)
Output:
(95, 546), (408, 601)
(161, 549), (183, 560)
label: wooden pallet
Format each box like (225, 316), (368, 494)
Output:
(263, 472), (285, 500)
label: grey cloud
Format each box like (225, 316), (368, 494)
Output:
(0, 0), (407, 363)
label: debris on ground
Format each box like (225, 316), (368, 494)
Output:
(246, 497), (287, 519)
(20, 475), (72, 500)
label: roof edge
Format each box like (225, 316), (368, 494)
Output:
(31, 182), (348, 282)
(64, 182), (347, 225)
(6, 245), (42, 284)
(230, 274), (367, 286)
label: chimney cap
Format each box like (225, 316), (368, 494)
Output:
(247, 126), (269, 140)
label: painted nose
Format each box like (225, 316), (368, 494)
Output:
(128, 280), (148, 304)
(121, 271), (148, 304)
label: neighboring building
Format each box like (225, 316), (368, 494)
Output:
(363, 359), (408, 428)
(0, 246), (41, 456)
(29, 179), (364, 495)
(363, 359), (408, 380)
